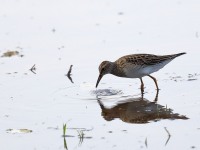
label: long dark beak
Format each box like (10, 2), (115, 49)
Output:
(96, 73), (103, 88)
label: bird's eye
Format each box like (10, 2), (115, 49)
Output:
(102, 67), (105, 71)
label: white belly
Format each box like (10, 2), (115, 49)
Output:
(124, 60), (171, 78)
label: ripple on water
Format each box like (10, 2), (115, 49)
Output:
(90, 89), (123, 96)
(54, 83), (126, 100)
(55, 82), (138, 101)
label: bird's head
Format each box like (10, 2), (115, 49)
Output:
(96, 61), (113, 88)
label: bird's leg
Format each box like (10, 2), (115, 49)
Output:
(147, 75), (160, 91)
(140, 78), (144, 99)
(154, 89), (159, 102)
(140, 78), (144, 93)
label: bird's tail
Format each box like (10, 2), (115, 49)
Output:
(174, 52), (186, 57)
(160, 52), (186, 61)
(166, 52), (186, 59)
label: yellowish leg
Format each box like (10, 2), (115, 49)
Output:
(154, 89), (159, 102)
(147, 75), (159, 101)
(147, 75), (159, 91)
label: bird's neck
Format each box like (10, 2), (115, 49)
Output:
(110, 62), (126, 77)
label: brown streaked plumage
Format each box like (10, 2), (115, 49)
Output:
(96, 52), (186, 96)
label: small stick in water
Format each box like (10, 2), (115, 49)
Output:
(164, 127), (171, 146)
(66, 65), (74, 83)
(30, 64), (36, 74)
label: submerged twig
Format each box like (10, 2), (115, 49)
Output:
(63, 137), (68, 150)
(62, 124), (68, 149)
(164, 127), (171, 146)
(164, 127), (171, 136)
(77, 130), (84, 146)
(30, 64), (36, 74)
(66, 65), (74, 83)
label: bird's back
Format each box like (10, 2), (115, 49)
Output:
(114, 53), (186, 78)
(116, 53), (186, 66)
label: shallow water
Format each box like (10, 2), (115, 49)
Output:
(0, 0), (200, 150)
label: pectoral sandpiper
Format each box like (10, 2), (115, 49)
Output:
(96, 52), (186, 96)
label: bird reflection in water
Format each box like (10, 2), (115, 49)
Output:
(98, 96), (188, 124)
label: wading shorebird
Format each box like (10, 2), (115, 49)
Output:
(96, 52), (186, 98)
